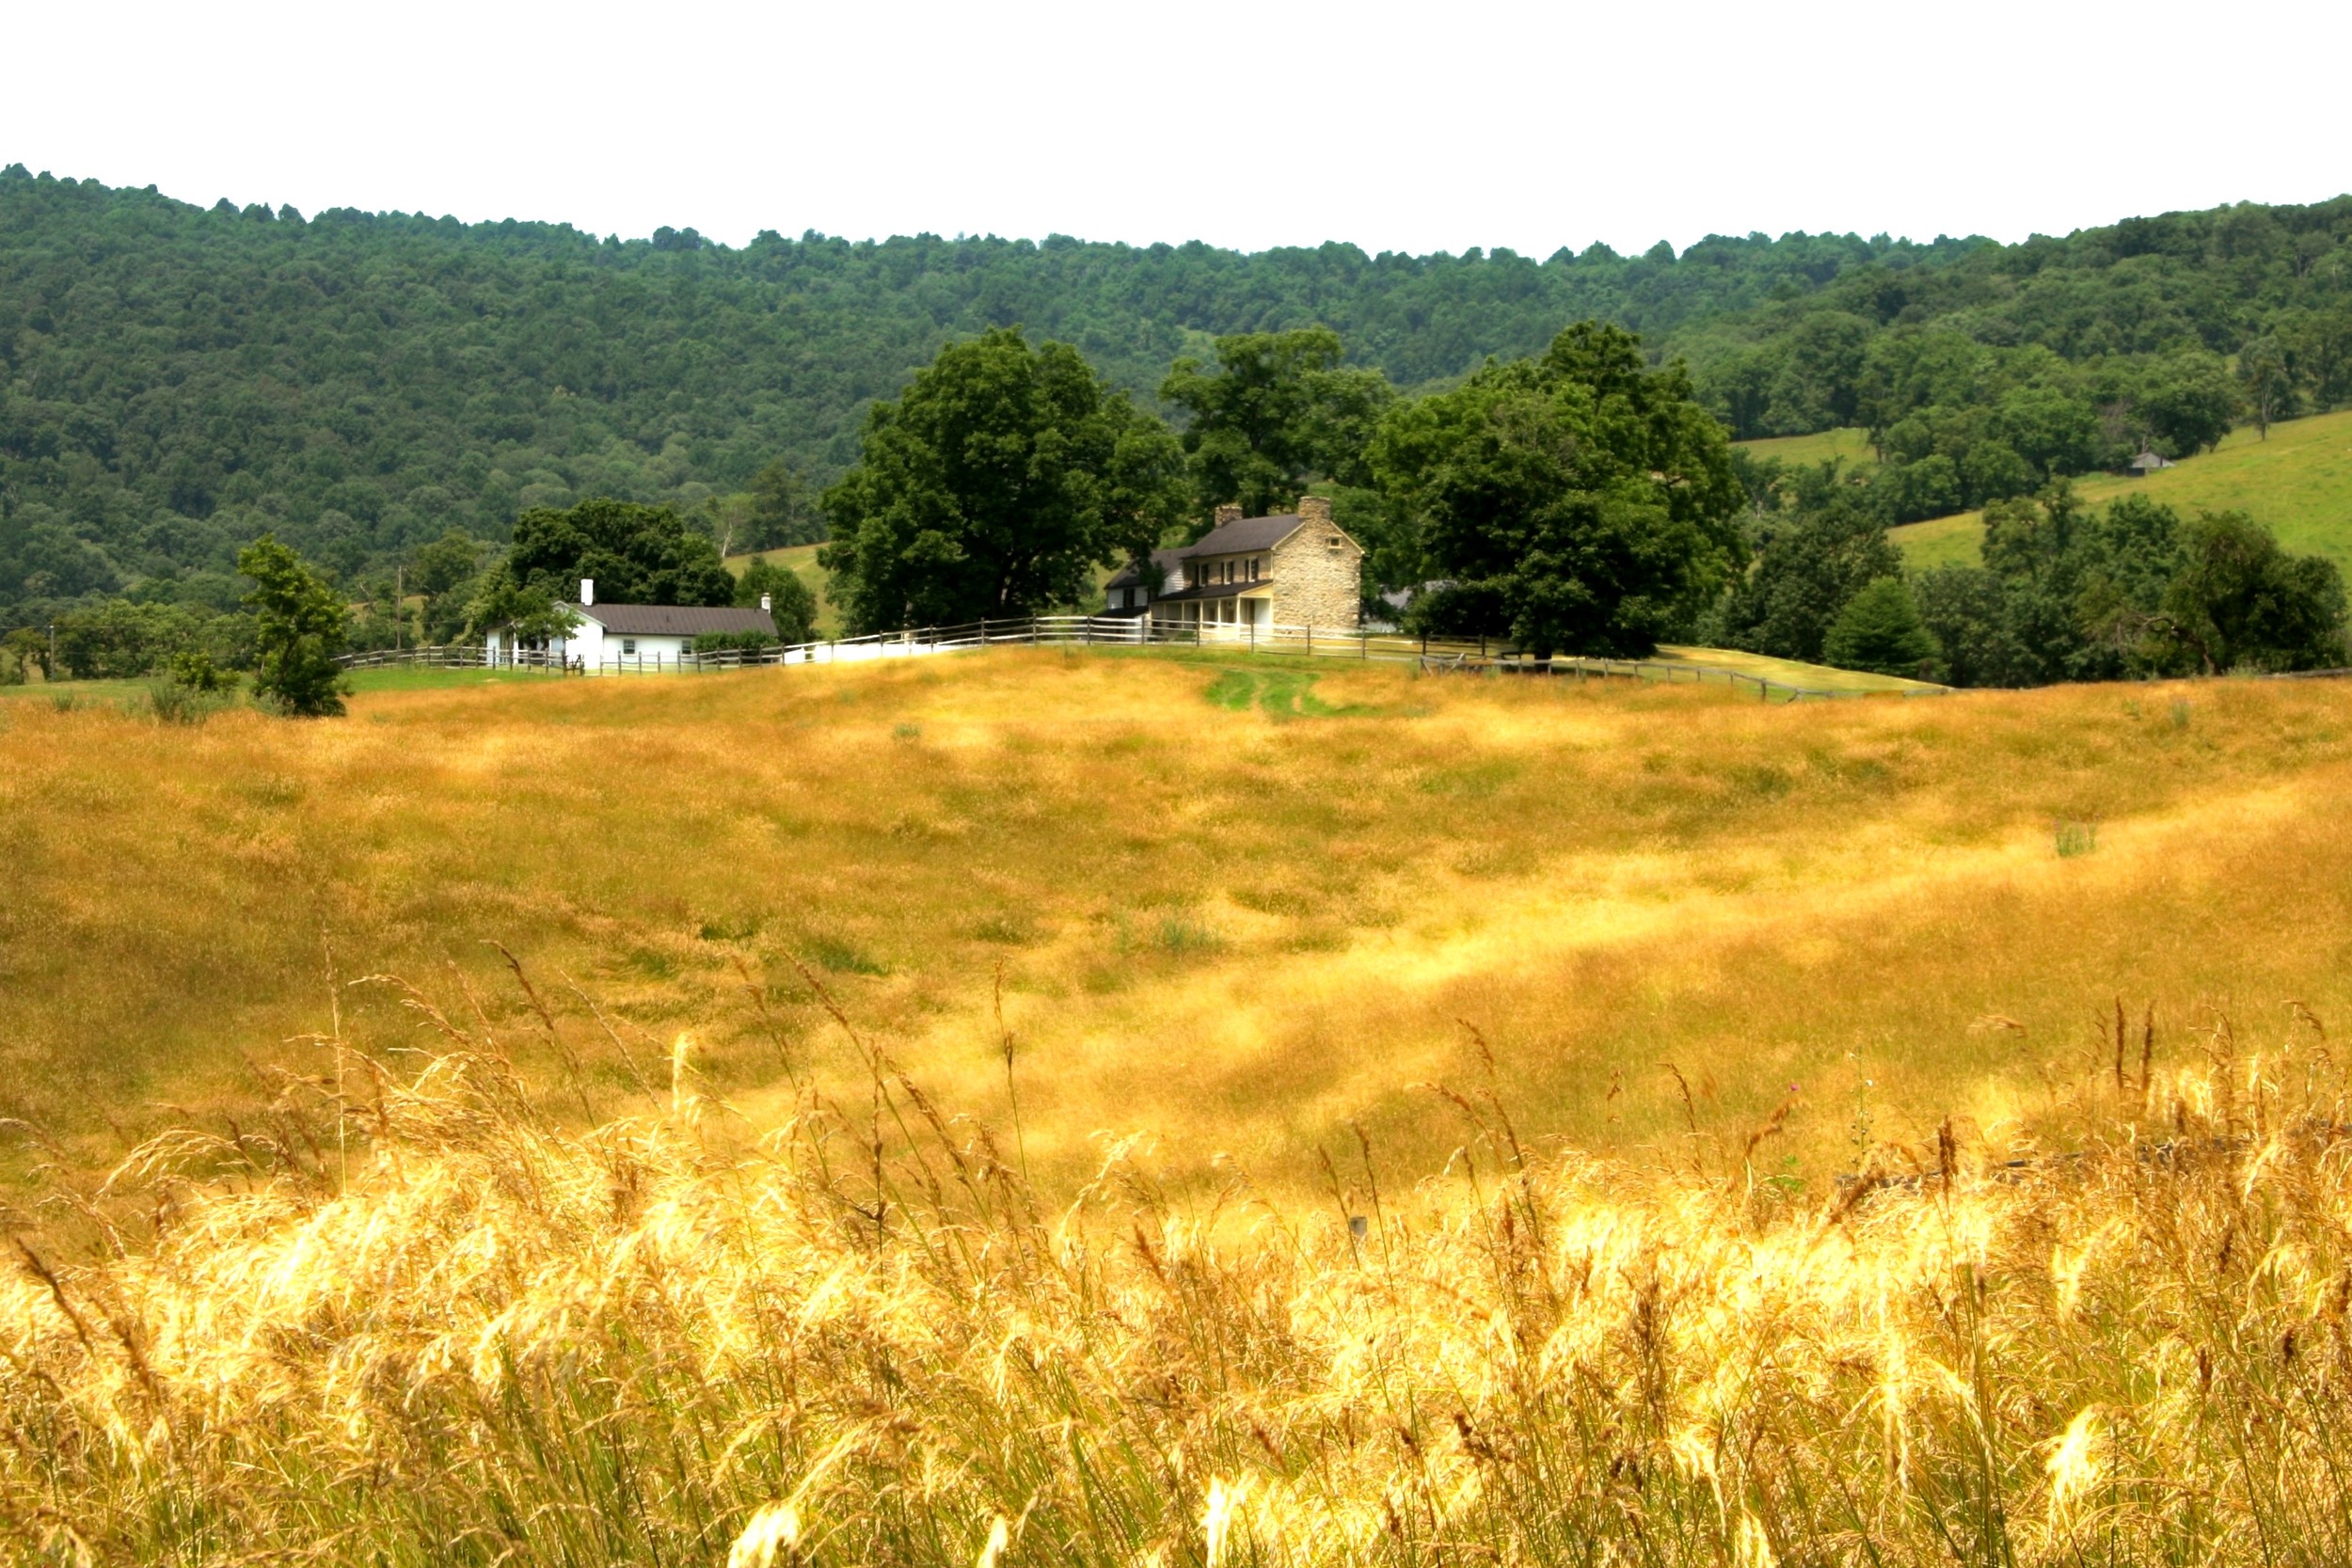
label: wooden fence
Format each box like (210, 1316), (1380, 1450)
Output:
(340, 615), (1945, 703)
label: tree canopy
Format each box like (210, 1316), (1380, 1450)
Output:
(734, 557), (819, 643)
(1158, 328), (1392, 525)
(10, 164), (2352, 636)
(1373, 324), (1746, 657)
(818, 329), (1185, 633)
(2154, 511), (2346, 673)
(494, 498), (735, 609)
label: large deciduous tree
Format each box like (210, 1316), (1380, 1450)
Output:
(497, 498), (737, 608)
(2137, 351), (2237, 457)
(1371, 322), (1746, 658)
(469, 498), (733, 635)
(818, 329), (1186, 634)
(2153, 511), (2345, 673)
(1159, 327), (1393, 526)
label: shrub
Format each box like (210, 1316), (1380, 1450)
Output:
(240, 535), (351, 717)
(691, 630), (780, 656)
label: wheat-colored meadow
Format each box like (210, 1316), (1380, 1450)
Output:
(5, 985), (2350, 1564)
(9, 650), (2352, 1561)
(6, 649), (2351, 1188)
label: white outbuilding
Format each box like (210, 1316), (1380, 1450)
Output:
(485, 578), (780, 671)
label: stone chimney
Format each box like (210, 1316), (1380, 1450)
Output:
(1213, 503), (1243, 528)
(1296, 496), (1333, 525)
(580, 578), (595, 606)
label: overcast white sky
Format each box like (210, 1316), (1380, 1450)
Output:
(6, 0), (2347, 258)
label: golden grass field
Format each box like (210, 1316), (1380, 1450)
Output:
(5, 647), (2348, 1196)
(11, 648), (2352, 1561)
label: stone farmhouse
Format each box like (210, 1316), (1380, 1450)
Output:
(485, 578), (777, 669)
(1102, 496), (1364, 634)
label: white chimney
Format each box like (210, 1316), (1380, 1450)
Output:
(580, 578), (595, 606)
(759, 593), (771, 611)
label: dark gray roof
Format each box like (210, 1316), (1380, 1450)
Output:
(1182, 513), (1304, 557)
(1104, 515), (1305, 591)
(579, 604), (778, 637)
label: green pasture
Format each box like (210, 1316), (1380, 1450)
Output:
(1890, 407), (2352, 572)
(1653, 643), (1937, 693)
(1732, 426), (1878, 472)
(725, 543), (842, 636)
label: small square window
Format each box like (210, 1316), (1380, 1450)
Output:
(622, 638), (637, 655)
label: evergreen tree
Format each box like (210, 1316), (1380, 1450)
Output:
(743, 461), (825, 550)
(1821, 577), (1937, 677)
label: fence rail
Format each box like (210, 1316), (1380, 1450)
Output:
(341, 616), (1945, 702)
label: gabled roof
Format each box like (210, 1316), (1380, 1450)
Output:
(577, 604), (778, 637)
(1104, 508), (1361, 592)
(1104, 513), (1319, 591)
(1183, 513), (1306, 557)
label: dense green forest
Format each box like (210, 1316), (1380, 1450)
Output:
(4, 163), (2349, 647)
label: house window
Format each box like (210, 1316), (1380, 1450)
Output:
(622, 638), (637, 655)
(1248, 558), (1261, 581)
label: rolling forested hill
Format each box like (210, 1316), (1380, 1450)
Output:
(3, 161), (2349, 631)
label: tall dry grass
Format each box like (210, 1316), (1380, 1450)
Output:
(7, 969), (2352, 1565)
(10, 650), (2352, 1196)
